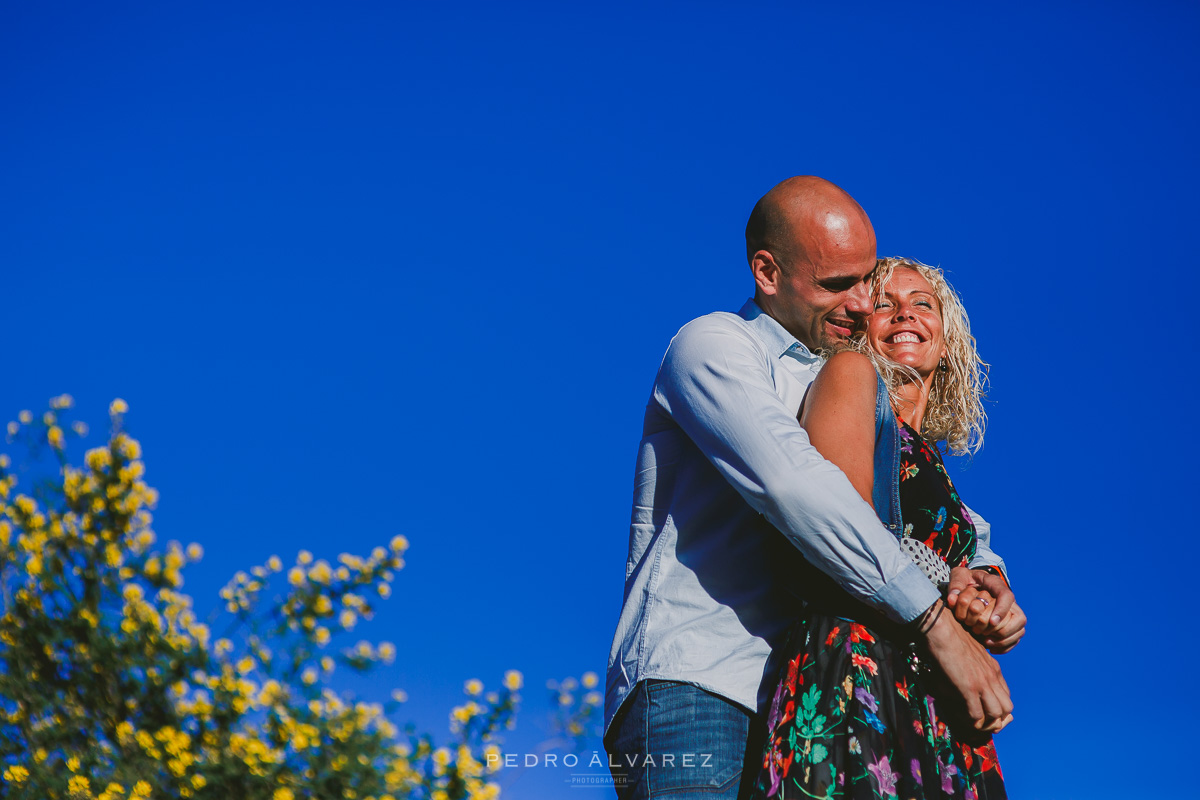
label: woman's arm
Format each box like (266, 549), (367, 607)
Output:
(798, 351), (879, 507)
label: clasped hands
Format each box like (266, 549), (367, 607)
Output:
(945, 566), (1026, 655)
(921, 567), (1026, 736)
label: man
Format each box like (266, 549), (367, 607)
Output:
(603, 177), (1024, 800)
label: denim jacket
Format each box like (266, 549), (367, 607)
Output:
(870, 373), (1007, 582)
(872, 373), (905, 537)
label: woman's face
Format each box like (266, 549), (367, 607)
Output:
(866, 267), (947, 377)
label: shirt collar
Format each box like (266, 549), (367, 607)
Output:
(737, 299), (821, 363)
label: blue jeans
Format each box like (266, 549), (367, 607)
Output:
(603, 679), (765, 799)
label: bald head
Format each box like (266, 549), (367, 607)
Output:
(745, 176), (875, 268)
(745, 177), (879, 350)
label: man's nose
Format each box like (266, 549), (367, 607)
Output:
(846, 282), (872, 316)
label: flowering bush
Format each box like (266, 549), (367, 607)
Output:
(0, 397), (600, 800)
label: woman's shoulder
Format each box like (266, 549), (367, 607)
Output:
(805, 350), (880, 414)
(817, 350), (880, 390)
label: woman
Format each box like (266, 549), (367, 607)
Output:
(749, 258), (1021, 800)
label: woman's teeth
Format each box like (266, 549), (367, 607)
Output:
(891, 332), (920, 343)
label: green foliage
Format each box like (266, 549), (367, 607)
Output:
(0, 397), (599, 800)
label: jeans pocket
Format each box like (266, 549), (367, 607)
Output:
(644, 681), (748, 797)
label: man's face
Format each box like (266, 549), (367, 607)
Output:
(771, 249), (876, 351)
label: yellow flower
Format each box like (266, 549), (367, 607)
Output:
(17, 410), (32, 424)
(378, 642), (396, 662)
(110, 398), (129, 415)
(27, 555), (43, 576)
(339, 609), (356, 629)
(391, 688), (408, 703)
(68, 774), (91, 797)
(302, 667), (319, 685)
(186, 543), (203, 561)
(288, 567), (305, 586)
(275, 788), (295, 800)
(309, 560), (332, 584)
(377, 582), (392, 598)
(582, 671), (599, 688)
(314, 627), (330, 646)
(503, 670), (523, 691)
(390, 535), (409, 552)
(465, 678), (483, 696)
(47, 425), (65, 449)
(4, 764), (29, 783)
(298, 550), (313, 565)
(267, 555), (282, 571)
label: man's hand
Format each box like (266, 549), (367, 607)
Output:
(978, 601), (1026, 655)
(922, 601), (1014, 733)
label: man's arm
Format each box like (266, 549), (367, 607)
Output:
(964, 505), (1008, 583)
(951, 506), (1027, 654)
(656, 318), (1013, 730)
(653, 317), (939, 623)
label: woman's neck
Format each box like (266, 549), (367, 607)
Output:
(894, 374), (935, 431)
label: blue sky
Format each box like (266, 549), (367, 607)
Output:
(2, 2), (1197, 797)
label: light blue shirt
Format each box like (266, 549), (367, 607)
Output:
(603, 300), (1006, 733)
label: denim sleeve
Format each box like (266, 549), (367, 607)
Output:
(652, 317), (939, 624)
(964, 504), (1010, 585)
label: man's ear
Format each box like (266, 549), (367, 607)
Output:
(750, 250), (782, 297)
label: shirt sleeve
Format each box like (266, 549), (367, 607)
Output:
(653, 316), (940, 624)
(964, 504), (1010, 586)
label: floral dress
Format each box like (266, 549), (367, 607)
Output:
(749, 421), (1006, 800)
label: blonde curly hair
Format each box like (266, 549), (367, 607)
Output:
(848, 257), (989, 455)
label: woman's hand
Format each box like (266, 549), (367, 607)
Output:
(945, 567), (1027, 654)
(953, 587), (1000, 634)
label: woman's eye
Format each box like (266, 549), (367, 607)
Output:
(916, 300), (933, 309)
(874, 302), (892, 310)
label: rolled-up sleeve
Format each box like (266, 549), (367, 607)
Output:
(964, 505), (1010, 586)
(653, 317), (939, 624)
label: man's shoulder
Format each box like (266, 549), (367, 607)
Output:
(668, 310), (763, 353)
(654, 310), (772, 388)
